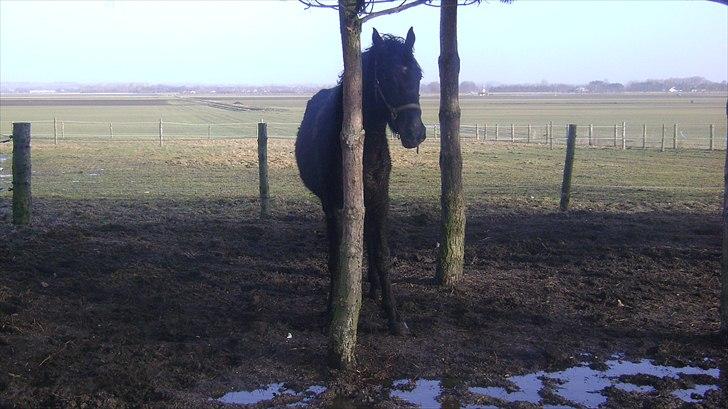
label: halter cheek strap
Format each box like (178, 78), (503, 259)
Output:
(374, 76), (421, 121)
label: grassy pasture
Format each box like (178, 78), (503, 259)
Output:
(0, 138), (723, 213)
(0, 94), (726, 407)
(1, 93), (726, 148)
(0, 93), (725, 210)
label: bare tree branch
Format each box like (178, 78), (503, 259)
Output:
(298, 0), (338, 11)
(361, 0), (431, 23)
(299, 0), (504, 15)
(299, 0), (434, 20)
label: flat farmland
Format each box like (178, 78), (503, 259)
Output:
(0, 93), (726, 408)
(1, 93), (726, 148)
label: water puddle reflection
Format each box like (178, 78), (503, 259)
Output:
(217, 383), (326, 407)
(469, 373), (543, 404)
(391, 379), (441, 408)
(468, 356), (719, 408)
(215, 355), (719, 408)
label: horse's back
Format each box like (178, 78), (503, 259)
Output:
(295, 86), (342, 201)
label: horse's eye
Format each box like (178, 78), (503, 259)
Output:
(400, 66), (408, 75)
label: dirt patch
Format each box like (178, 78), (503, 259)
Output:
(0, 195), (725, 408)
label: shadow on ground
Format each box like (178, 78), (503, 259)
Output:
(0, 197), (724, 408)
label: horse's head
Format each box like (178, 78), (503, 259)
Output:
(371, 27), (426, 149)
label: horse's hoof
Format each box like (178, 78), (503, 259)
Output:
(389, 320), (410, 336)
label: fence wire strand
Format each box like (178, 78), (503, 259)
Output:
(1, 119), (725, 150)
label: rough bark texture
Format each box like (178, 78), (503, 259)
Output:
(328, 0), (364, 369)
(722, 99), (728, 339)
(257, 122), (270, 218)
(436, 0), (465, 286)
(12, 122), (31, 225)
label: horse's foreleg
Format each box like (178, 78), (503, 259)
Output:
(365, 197), (409, 336)
(324, 207), (341, 322)
(364, 219), (380, 300)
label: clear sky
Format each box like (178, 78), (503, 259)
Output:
(1, 0), (726, 86)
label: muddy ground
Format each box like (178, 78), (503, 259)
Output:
(0, 195), (726, 408)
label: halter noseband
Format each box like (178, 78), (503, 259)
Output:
(373, 66), (421, 122)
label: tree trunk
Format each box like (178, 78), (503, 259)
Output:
(436, 0), (465, 286)
(12, 122), (32, 225)
(722, 99), (728, 339)
(328, 0), (365, 369)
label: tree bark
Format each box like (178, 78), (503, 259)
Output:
(257, 122), (270, 218)
(12, 122), (32, 225)
(328, 0), (365, 369)
(722, 99), (728, 339)
(436, 0), (465, 286)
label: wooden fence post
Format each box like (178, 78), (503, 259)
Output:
(527, 124), (532, 144)
(208, 124), (212, 140)
(475, 124), (479, 141)
(258, 121), (270, 218)
(710, 124), (714, 151)
(548, 121), (553, 149)
(483, 123), (487, 141)
(53, 117), (58, 145)
(12, 123), (31, 225)
(588, 124), (593, 146)
(560, 124), (577, 211)
(510, 123), (515, 142)
(495, 124), (499, 141)
(566, 125), (569, 144)
(61, 121), (64, 140)
(434, 125), (438, 139)
(613, 124), (618, 148)
(661, 124), (666, 152)
(673, 123), (678, 149)
(642, 124), (647, 150)
(159, 118), (164, 146)
(621, 122), (626, 150)
(109, 122), (113, 139)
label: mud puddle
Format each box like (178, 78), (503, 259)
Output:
(466, 355), (719, 407)
(215, 354), (719, 408)
(217, 383), (326, 407)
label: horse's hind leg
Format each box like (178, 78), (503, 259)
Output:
(364, 194), (409, 336)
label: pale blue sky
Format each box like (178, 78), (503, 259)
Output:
(1, 0), (726, 85)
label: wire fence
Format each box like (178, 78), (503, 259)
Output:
(1, 119), (726, 150)
(457, 122), (727, 150)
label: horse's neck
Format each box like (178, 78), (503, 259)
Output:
(362, 102), (389, 147)
(361, 51), (390, 134)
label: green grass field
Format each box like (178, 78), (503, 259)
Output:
(1, 94), (726, 408)
(0, 93), (724, 212)
(1, 93), (726, 148)
(0, 139), (723, 215)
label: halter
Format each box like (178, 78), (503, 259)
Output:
(373, 63), (421, 122)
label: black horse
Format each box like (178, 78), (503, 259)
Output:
(295, 28), (426, 335)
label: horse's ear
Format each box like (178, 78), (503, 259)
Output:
(372, 28), (383, 48)
(405, 27), (415, 50)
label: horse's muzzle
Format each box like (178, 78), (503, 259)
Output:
(401, 122), (426, 149)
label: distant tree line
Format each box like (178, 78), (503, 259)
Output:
(420, 76), (728, 94)
(0, 83), (325, 95)
(3, 76), (726, 95)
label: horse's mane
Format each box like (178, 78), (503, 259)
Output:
(336, 34), (423, 85)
